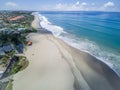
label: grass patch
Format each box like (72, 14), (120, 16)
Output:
(9, 56), (29, 75)
(20, 60), (29, 71)
(1, 51), (16, 67)
(6, 80), (13, 90)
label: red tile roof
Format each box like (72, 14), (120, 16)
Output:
(9, 15), (25, 21)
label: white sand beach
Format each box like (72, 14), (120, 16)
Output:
(12, 14), (120, 90)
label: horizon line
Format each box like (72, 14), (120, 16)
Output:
(0, 10), (120, 13)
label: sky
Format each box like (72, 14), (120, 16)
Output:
(0, 0), (120, 12)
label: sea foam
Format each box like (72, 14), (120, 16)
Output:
(38, 14), (66, 36)
(37, 13), (120, 77)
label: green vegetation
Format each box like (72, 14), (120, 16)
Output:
(9, 56), (29, 75)
(0, 11), (36, 45)
(0, 11), (34, 30)
(6, 80), (13, 90)
(1, 51), (15, 67)
(0, 11), (36, 78)
(0, 11), (37, 90)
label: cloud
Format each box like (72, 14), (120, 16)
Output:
(104, 2), (114, 7)
(40, 1), (117, 12)
(81, 2), (87, 6)
(55, 3), (68, 10)
(99, 1), (115, 11)
(54, 1), (88, 11)
(5, 2), (18, 7)
(76, 1), (80, 5)
(75, 2), (87, 7)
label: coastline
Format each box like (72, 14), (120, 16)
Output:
(12, 13), (120, 90)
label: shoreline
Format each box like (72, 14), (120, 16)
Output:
(12, 13), (120, 90)
(37, 12), (120, 77)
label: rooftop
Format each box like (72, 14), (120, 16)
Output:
(9, 15), (25, 21)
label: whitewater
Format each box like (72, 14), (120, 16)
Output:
(33, 12), (120, 77)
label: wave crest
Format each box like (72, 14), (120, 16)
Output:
(38, 14), (66, 36)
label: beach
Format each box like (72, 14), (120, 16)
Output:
(12, 14), (120, 90)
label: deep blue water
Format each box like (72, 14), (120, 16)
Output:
(39, 11), (120, 76)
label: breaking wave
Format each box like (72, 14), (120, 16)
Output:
(33, 12), (120, 77)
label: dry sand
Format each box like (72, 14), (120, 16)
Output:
(12, 14), (120, 90)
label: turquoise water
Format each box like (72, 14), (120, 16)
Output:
(38, 11), (120, 76)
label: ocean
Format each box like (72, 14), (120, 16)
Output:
(37, 11), (120, 76)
